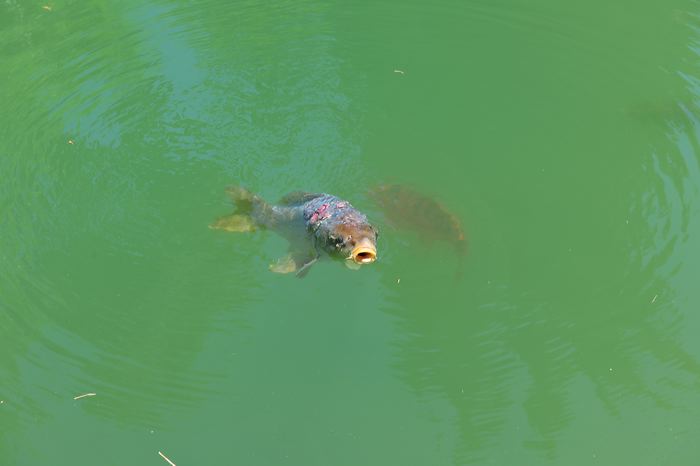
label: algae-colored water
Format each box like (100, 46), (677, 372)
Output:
(2, 1), (700, 464)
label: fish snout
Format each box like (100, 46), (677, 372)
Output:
(350, 238), (377, 264)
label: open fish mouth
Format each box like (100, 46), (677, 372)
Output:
(350, 246), (377, 264)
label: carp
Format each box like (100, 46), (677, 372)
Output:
(369, 184), (467, 277)
(211, 187), (378, 277)
(368, 184), (466, 255)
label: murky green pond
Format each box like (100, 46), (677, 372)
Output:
(2, 0), (700, 464)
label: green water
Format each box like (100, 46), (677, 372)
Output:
(2, 0), (700, 464)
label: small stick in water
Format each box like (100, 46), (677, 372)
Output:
(158, 451), (176, 466)
(73, 393), (96, 400)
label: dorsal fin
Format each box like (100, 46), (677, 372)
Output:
(278, 191), (325, 206)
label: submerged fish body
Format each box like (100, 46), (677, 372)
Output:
(211, 187), (378, 277)
(369, 184), (467, 257)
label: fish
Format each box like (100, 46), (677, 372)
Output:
(210, 187), (379, 277)
(369, 183), (467, 258)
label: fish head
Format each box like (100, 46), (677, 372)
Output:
(326, 222), (379, 265)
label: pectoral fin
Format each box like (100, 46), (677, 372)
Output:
(269, 252), (318, 278)
(295, 257), (318, 278)
(269, 254), (298, 274)
(209, 214), (256, 232)
(345, 260), (361, 270)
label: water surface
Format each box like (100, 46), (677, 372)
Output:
(2, 0), (700, 464)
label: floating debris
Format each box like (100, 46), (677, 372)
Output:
(651, 294), (658, 304)
(73, 392), (96, 400)
(42, 5), (52, 11)
(393, 69), (405, 75)
(67, 139), (75, 145)
(158, 451), (176, 466)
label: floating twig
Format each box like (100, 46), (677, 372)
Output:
(158, 451), (176, 466)
(42, 5), (52, 11)
(393, 69), (405, 75)
(651, 294), (658, 304)
(73, 392), (96, 400)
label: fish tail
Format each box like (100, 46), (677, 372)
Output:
(225, 186), (259, 212)
(225, 186), (276, 226)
